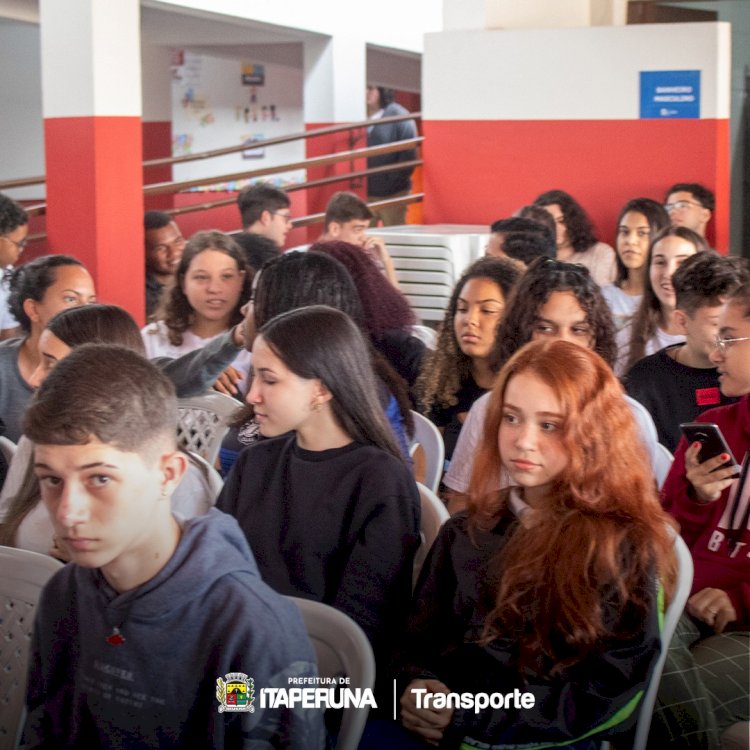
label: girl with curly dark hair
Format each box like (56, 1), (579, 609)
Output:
(443, 257), (661, 500)
(601, 198), (670, 330)
(393, 339), (676, 749)
(141, 230), (252, 388)
(416, 257), (522, 463)
(534, 189), (617, 286)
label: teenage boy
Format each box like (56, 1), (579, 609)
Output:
(0, 193), (28, 339)
(237, 183), (292, 248)
(22, 344), (325, 749)
(624, 252), (750, 452)
(664, 182), (714, 238)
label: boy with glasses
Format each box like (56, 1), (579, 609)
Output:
(624, 252), (749, 452)
(237, 183), (292, 249)
(0, 192), (28, 339)
(664, 182), (714, 238)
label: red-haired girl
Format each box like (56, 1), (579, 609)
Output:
(395, 339), (677, 749)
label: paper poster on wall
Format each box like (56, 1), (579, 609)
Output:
(242, 135), (265, 159)
(639, 70), (700, 119)
(242, 64), (265, 86)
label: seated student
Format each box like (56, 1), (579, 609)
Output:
(218, 251), (414, 474)
(484, 216), (555, 267)
(0, 255), (96, 441)
(0, 304), (238, 554)
(417, 257), (522, 466)
(237, 182), (292, 248)
(601, 198), (670, 331)
(142, 230), (252, 393)
(615, 226), (709, 376)
(534, 189), (617, 286)
(665, 182), (714, 239)
(0, 192), (29, 339)
(310, 240), (425, 391)
(657, 281), (750, 747)
(381, 340), (676, 749)
(217, 306), (420, 693)
(624, 252), (750, 452)
(317, 191), (398, 288)
(143, 211), (185, 318)
(21, 344), (325, 748)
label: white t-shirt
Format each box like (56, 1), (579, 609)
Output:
(615, 323), (685, 377)
(141, 320), (252, 393)
(559, 242), (617, 287)
(601, 285), (641, 332)
(0, 269), (18, 330)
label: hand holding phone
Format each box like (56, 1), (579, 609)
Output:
(680, 422), (740, 502)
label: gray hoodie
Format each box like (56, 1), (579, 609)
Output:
(22, 509), (326, 749)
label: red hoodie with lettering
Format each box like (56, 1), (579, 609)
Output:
(661, 395), (750, 626)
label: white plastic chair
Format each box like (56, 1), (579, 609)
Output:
(0, 546), (63, 747)
(0, 435), (17, 465)
(185, 450), (224, 499)
(409, 411), (445, 494)
(412, 482), (450, 588)
(176, 392), (240, 465)
(653, 443), (674, 490)
(601, 528), (694, 750)
(287, 596), (375, 750)
(410, 325), (438, 350)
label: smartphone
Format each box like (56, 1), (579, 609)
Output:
(679, 422), (738, 471)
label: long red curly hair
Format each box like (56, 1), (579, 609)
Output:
(468, 339), (677, 672)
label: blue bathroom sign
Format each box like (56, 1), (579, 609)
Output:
(640, 70), (700, 119)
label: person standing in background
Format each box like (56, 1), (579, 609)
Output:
(366, 86), (418, 227)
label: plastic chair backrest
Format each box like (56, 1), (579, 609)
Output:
(601, 528), (694, 750)
(410, 325), (438, 350)
(653, 443), (674, 490)
(412, 482), (450, 588)
(0, 436), (17, 465)
(287, 596), (375, 750)
(408, 411), (445, 494)
(185, 450), (224, 500)
(176, 392), (239, 464)
(0, 546), (63, 747)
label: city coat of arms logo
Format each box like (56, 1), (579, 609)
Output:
(216, 672), (255, 713)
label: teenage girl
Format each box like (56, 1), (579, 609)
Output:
(534, 189), (617, 286)
(142, 230), (252, 391)
(616, 226), (708, 375)
(393, 339), (676, 750)
(444, 257), (624, 498)
(417, 257), (522, 464)
(217, 305), (420, 682)
(0, 255), (95, 441)
(601, 198), (670, 330)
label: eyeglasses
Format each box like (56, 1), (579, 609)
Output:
(0, 234), (28, 252)
(664, 200), (702, 212)
(270, 211), (293, 225)
(714, 335), (750, 356)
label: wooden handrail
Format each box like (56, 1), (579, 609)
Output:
(144, 111), (421, 168)
(143, 137), (423, 196)
(0, 111), (421, 189)
(164, 158), (423, 218)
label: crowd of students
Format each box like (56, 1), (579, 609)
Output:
(0, 180), (746, 750)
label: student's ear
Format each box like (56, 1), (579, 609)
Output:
(328, 222), (342, 239)
(311, 380), (333, 409)
(673, 309), (690, 334)
(158, 450), (189, 499)
(23, 297), (41, 325)
(260, 209), (273, 227)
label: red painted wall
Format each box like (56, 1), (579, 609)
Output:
(44, 116), (145, 321)
(422, 118), (729, 251)
(142, 120), (173, 211)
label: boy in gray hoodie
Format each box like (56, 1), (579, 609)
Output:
(21, 343), (325, 749)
